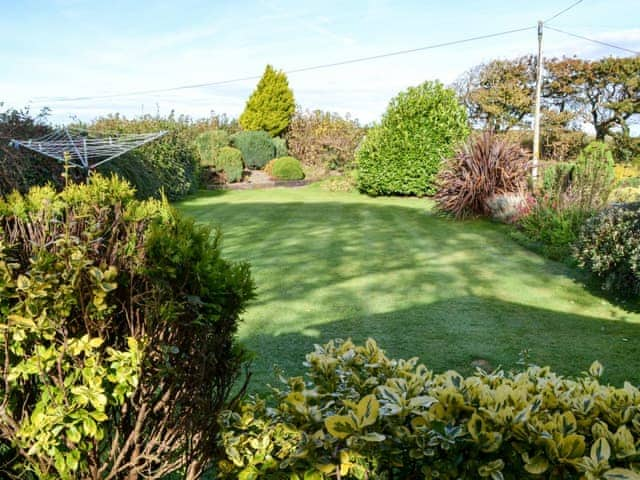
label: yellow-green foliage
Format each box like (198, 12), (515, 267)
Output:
(239, 65), (295, 137)
(269, 156), (305, 181)
(0, 175), (254, 479)
(610, 187), (640, 204)
(219, 339), (640, 480)
(615, 164), (640, 184)
(195, 129), (230, 167)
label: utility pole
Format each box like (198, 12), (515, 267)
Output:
(532, 20), (543, 180)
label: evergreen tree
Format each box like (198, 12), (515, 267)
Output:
(239, 65), (295, 136)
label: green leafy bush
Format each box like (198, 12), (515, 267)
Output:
(357, 81), (469, 196)
(195, 129), (230, 167)
(218, 338), (640, 480)
(269, 156), (305, 181)
(0, 175), (254, 479)
(272, 137), (288, 158)
(435, 131), (530, 218)
(571, 142), (616, 211)
(216, 146), (244, 183)
(574, 203), (640, 297)
(287, 110), (365, 174)
(239, 65), (295, 136)
(230, 130), (275, 169)
(92, 115), (201, 200)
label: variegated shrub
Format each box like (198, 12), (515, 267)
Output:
(219, 338), (640, 480)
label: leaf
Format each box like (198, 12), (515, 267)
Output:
(589, 361), (604, 378)
(558, 434), (586, 459)
(523, 455), (550, 475)
(325, 415), (357, 439)
(360, 432), (386, 442)
(304, 470), (323, 480)
(604, 469), (640, 480)
(467, 413), (485, 441)
(592, 437), (611, 463)
(355, 394), (379, 428)
(238, 466), (258, 480)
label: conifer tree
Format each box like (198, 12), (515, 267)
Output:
(239, 65), (295, 136)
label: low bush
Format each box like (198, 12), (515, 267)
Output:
(517, 143), (615, 261)
(435, 131), (530, 219)
(272, 137), (288, 158)
(0, 175), (254, 479)
(230, 130), (275, 169)
(357, 81), (469, 196)
(215, 146), (244, 183)
(218, 338), (640, 480)
(287, 110), (365, 173)
(574, 203), (640, 298)
(195, 129), (230, 167)
(518, 203), (592, 261)
(269, 156), (305, 181)
(614, 163), (640, 186)
(320, 170), (359, 193)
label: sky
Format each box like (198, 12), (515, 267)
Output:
(1, 0), (639, 125)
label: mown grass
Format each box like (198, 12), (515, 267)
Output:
(177, 184), (640, 391)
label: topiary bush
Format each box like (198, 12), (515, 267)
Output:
(215, 146), (244, 183)
(574, 203), (640, 298)
(218, 338), (640, 480)
(230, 130), (275, 169)
(357, 81), (469, 196)
(194, 129), (230, 167)
(268, 156), (305, 181)
(272, 136), (288, 158)
(435, 131), (530, 218)
(0, 175), (254, 479)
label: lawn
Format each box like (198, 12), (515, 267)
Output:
(177, 184), (640, 391)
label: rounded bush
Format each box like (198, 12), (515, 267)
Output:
(230, 130), (275, 169)
(357, 81), (469, 196)
(269, 156), (305, 180)
(0, 175), (254, 478)
(194, 129), (230, 167)
(574, 203), (640, 297)
(216, 146), (244, 183)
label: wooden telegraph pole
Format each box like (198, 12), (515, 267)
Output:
(532, 20), (543, 180)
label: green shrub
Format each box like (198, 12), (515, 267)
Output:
(92, 115), (200, 200)
(219, 338), (640, 480)
(519, 203), (592, 261)
(216, 146), (244, 183)
(286, 110), (365, 173)
(239, 65), (295, 137)
(357, 81), (469, 196)
(269, 156), (305, 181)
(272, 136), (288, 158)
(195, 129), (230, 167)
(230, 130), (275, 169)
(572, 141), (615, 211)
(574, 203), (640, 298)
(0, 175), (254, 479)
(435, 131), (530, 218)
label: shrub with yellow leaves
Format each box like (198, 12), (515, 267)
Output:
(218, 338), (640, 480)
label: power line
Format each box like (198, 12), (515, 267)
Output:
(34, 25), (536, 104)
(546, 26), (640, 55)
(544, 0), (584, 24)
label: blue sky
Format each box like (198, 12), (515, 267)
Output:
(1, 0), (638, 124)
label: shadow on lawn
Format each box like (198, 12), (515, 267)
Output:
(243, 296), (640, 394)
(177, 196), (640, 389)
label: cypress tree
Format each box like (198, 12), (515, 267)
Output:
(239, 65), (295, 137)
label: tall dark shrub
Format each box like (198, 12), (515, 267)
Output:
(0, 175), (254, 479)
(230, 131), (275, 169)
(357, 81), (469, 196)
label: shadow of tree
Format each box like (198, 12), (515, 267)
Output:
(177, 192), (640, 393)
